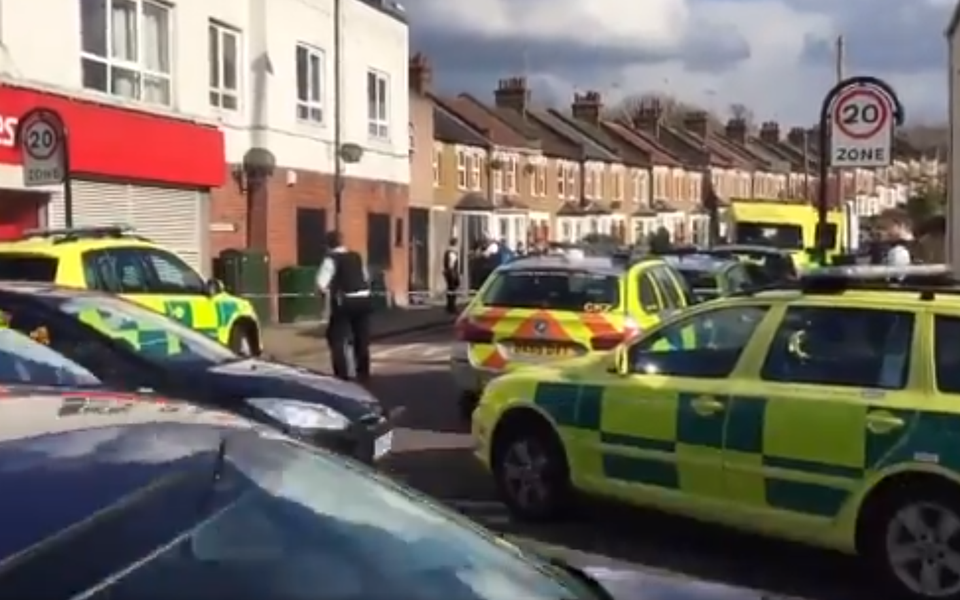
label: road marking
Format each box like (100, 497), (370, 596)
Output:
(371, 342), (451, 361)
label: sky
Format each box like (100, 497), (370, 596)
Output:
(404, 0), (954, 127)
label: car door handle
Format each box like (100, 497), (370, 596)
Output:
(690, 396), (724, 415)
(866, 411), (905, 434)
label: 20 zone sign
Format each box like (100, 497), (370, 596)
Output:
(829, 87), (892, 169)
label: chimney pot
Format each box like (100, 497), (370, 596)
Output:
(759, 121), (780, 144)
(683, 110), (709, 138)
(571, 89), (602, 125)
(725, 118), (747, 144)
(408, 52), (432, 94)
(494, 75), (530, 111)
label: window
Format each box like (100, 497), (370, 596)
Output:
(0, 254), (59, 281)
(456, 151), (467, 189)
(629, 306), (769, 378)
(932, 316), (960, 393)
(83, 249), (149, 293)
(505, 157), (517, 193)
(208, 22), (239, 110)
(80, 0), (172, 105)
(761, 307), (913, 389)
(536, 165), (547, 197)
(565, 167), (576, 199)
(0, 325), (100, 387)
(649, 267), (683, 310)
(367, 69), (389, 139)
(557, 163), (566, 198)
(140, 250), (205, 294)
(433, 148), (442, 187)
(613, 171), (623, 201)
(638, 273), (660, 313)
(295, 44), (324, 123)
(481, 269), (619, 312)
(469, 155), (483, 191)
(733, 222), (804, 250)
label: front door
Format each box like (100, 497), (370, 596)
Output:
(722, 303), (916, 530)
(595, 304), (772, 506)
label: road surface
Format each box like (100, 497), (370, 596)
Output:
(274, 326), (872, 600)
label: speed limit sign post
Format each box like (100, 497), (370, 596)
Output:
(829, 86), (895, 168)
(16, 108), (75, 226)
(813, 76), (904, 262)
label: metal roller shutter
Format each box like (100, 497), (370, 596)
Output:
(48, 180), (209, 274)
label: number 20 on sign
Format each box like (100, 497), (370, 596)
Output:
(829, 87), (894, 168)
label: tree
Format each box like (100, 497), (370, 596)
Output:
(904, 183), (946, 227)
(608, 92), (723, 129)
(728, 103), (755, 127)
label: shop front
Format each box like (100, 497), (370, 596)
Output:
(0, 83), (224, 273)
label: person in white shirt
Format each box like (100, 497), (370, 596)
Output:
(316, 231), (372, 382)
(878, 211), (913, 266)
(442, 237), (460, 314)
(480, 234), (499, 258)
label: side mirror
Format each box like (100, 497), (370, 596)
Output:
(205, 278), (225, 296)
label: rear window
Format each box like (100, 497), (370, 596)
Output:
(678, 269), (719, 291)
(481, 269), (620, 312)
(0, 255), (58, 282)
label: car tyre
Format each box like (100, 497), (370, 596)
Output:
(491, 419), (571, 522)
(228, 323), (258, 356)
(861, 479), (960, 600)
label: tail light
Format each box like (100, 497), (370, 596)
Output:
(455, 317), (494, 343)
(590, 317), (640, 351)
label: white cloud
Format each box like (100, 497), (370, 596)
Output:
(408, 0), (949, 124)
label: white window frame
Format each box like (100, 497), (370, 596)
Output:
(631, 170), (641, 203)
(367, 69), (390, 139)
(80, 0), (173, 105)
(433, 147), (441, 187)
(469, 154), (483, 191)
(566, 166), (576, 199)
(295, 43), (325, 124)
(209, 21), (240, 111)
(505, 156), (517, 194)
(536, 164), (547, 197)
(557, 163), (566, 198)
(456, 150), (467, 190)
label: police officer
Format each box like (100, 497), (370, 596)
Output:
(316, 230), (372, 382)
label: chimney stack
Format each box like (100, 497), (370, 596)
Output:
(571, 90), (602, 125)
(683, 111), (709, 138)
(632, 99), (663, 138)
(725, 118), (747, 144)
(787, 127), (807, 148)
(493, 77), (530, 112)
(408, 52), (432, 95)
(759, 121), (780, 144)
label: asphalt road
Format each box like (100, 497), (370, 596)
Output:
(273, 326), (875, 600)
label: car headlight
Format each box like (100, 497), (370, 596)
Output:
(245, 398), (349, 431)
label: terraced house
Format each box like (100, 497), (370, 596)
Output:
(430, 89), (545, 253)
(559, 90), (711, 245)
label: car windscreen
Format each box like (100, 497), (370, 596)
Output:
(677, 269), (719, 291)
(481, 269), (620, 312)
(733, 222), (803, 250)
(9, 426), (594, 600)
(0, 254), (58, 282)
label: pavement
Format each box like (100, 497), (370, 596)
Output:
(264, 326), (872, 600)
(260, 305), (455, 361)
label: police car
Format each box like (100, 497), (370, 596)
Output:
(0, 282), (395, 463)
(472, 265), (960, 600)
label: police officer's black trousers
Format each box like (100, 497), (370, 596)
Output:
(325, 296), (372, 381)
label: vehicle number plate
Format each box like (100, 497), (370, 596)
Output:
(374, 431), (393, 460)
(512, 344), (571, 357)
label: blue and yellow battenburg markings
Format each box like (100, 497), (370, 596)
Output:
(531, 382), (960, 518)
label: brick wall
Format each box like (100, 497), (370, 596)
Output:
(210, 165), (409, 306)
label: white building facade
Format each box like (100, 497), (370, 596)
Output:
(0, 0), (410, 280)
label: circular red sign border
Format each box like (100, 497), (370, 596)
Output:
(833, 87), (890, 140)
(20, 115), (62, 160)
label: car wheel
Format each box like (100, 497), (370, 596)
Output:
(228, 324), (257, 356)
(458, 391), (479, 421)
(862, 480), (960, 600)
(491, 420), (570, 521)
